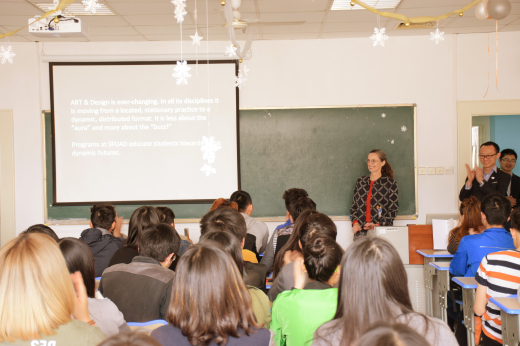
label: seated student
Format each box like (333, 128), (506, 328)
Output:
(80, 204), (125, 277)
(151, 243), (274, 346)
(450, 193), (514, 278)
(0, 233), (105, 345)
(156, 206), (192, 271)
(200, 230), (272, 328)
(109, 206), (160, 266)
(499, 148), (520, 209)
(200, 207), (267, 289)
(312, 237), (456, 346)
(460, 141), (511, 202)
(270, 236), (343, 346)
(100, 224), (180, 322)
(447, 196), (485, 254)
(59, 237), (129, 337)
(230, 190), (270, 255)
(273, 188), (309, 232)
(268, 210), (337, 302)
(474, 208), (520, 346)
(20, 223), (60, 242)
(99, 332), (162, 346)
(262, 196), (317, 272)
(353, 322), (429, 346)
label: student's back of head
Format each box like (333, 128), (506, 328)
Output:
(91, 204), (117, 230)
(20, 224), (60, 242)
(230, 190), (253, 213)
(156, 206), (175, 226)
(512, 208), (520, 232)
(200, 230), (244, 275)
(98, 332), (161, 346)
(200, 207), (247, 242)
(126, 206), (161, 250)
(139, 224), (181, 263)
(0, 233), (75, 342)
(354, 322), (429, 346)
(448, 196), (483, 245)
(481, 193), (512, 227)
(210, 198), (239, 211)
(303, 235), (343, 283)
(288, 197), (317, 222)
(59, 237), (96, 298)
(283, 188), (309, 211)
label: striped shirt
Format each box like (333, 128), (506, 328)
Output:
(475, 250), (520, 344)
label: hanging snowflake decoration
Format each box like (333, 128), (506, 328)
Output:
(0, 45), (16, 64)
(430, 28), (445, 45)
(381, 113), (386, 118)
(201, 136), (222, 164)
(234, 65), (249, 89)
(201, 164), (217, 176)
(171, 0), (187, 23)
(82, 0), (102, 14)
(370, 27), (388, 47)
(401, 126), (407, 132)
(172, 60), (191, 85)
(225, 44), (237, 57)
(391, 140), (395, 144)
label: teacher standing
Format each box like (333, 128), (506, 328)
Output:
(350, 149), (399, 237)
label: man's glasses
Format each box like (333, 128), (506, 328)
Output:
(479, 153), (498, 160)
(501, 158), (517, 163)
(366, 159), (381, 164)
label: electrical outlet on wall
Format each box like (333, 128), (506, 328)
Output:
(436, 167), (445, 175)
(445, 166), (454, 175)
(418, 167), (426, 175)
(427, 167), (436, 175)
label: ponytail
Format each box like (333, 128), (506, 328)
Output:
(370, 149), (394, 180)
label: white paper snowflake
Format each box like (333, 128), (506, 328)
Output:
(235, 71), (247, 89)
(430, 28), (444, 45)
(201, 136), (222, 164)
(243, 65), (250, 76)
(381, 113), (386, 118)
(370, 27), (388, 47)
(225, 44), (237, 57)
(391, 140), (395, 144)
(172, 60), (191, 85)
(82, 0), (101, 14)
(171, 0), (187, 23)
(0, 45), (16, 64)
(201, 164), (216, 176)
(401, 126), (407, 132)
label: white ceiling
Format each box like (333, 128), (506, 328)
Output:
(1, 0), (520, 42)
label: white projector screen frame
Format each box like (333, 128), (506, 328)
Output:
(49, 61), (240, 206)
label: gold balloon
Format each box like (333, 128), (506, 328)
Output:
(459, 12), (464, 16)
(220, 0), (225, 5)
(54, 16), (59, 23)
(239, 59), (243, 63)
(350, 1), (355, 6)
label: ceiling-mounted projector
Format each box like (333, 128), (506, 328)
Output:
(28, 15), (89, 38)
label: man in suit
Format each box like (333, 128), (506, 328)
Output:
(499, 148), (520, 209)
(460, 141), (511, 202)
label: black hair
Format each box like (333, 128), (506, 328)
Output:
(481, 193), (511, 227)
(287, 197), (317, 221)
(58, 237), (96, 298)
(139, 223), (181, 262)
(200, 230), (244, 276)
(229, 191), (252, 213)
(303, 235), (343, 283)
(156, 206), (176, 225)
(501, 149), (518, 160)
(90, 204), (116, 230)
(21, 224), (60, 242)
(511, 209), (520, 232)
(480, 141), (500, 154)
(200, 207), (247, 241)
(126, 206), (161, 250)
(282, 188), (308, 211)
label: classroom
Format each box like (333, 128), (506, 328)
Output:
(1, 0), (520, 345)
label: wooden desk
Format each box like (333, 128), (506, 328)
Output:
(417, 250), (454, 318)
(429, 262), (451, 323)
(489, 296), (520, 346)
(452, 277), (478, 346)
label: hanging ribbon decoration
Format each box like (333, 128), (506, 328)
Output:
(495, 20), (499, 91)
(483, 34), (490, 98)
(223, 2), (254, 60)
(0, 0), (76, 39)
(350, 0), (481, 23)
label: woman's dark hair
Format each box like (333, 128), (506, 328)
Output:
(98, 332), (162, 346)
(126, 206), (160, 250)
(273, 210), (337, 278)
(200, 230), (244, 275)
(58, 237), (96, 298)
(156, 206), (175, 225)
(316, 237), (428, 346)
(448, 196), (483, 247)
(353, 322), (429, 346)
(369, 149), (393, 180)
(210, 198), (239, 211)
(200, 207), (248, 241)
(21, 224), (60, 242)
(167, 243), (259, 346)
(303, 235), (343, 283)
(481, 193), (511, 226)
(230, 190), (253, 213)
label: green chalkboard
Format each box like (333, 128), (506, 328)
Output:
(44, 106), (417, 221)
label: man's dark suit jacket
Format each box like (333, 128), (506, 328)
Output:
(510, 173), (520, 208)
(459, 168), (511, 202)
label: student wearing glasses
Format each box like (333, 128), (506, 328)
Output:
(460, 141), (511, 202)
(499, 148), (519, 209)
(350, 149), (399, 238)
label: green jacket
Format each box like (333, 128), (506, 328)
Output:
(270, 288), (338, 346)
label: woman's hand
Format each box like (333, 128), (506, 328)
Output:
(293, 258), (307, 289)
(364, 222), (376, 230)
(352, 223), (362, 234)
(70, 272), (91, 323)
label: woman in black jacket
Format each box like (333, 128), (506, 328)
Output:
(350, 149), (399, 238)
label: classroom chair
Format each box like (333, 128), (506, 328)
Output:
(127, 320), (168, 334)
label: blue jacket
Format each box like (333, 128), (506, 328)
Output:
(449, 228), (514, 277)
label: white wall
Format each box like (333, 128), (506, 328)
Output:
(2, 32), (520, 248)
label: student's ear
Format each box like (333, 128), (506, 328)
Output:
(241, 238), (245, 249)
(89, 221), (93, 228)
(286, 210), (290, 219)
(512, 229), (517, 242)
(298, 240), (302, 250)
(300, 260), (307, 273)
(246, 204), (253, 215)
(290, 215), (294, 223)
(109, 221), (116, 231)
(481, 212), (488, 225)
(170, 222), (175, 229)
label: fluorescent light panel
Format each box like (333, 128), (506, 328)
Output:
(331, 0), (402, 11)
(35, 3), (115, 16)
